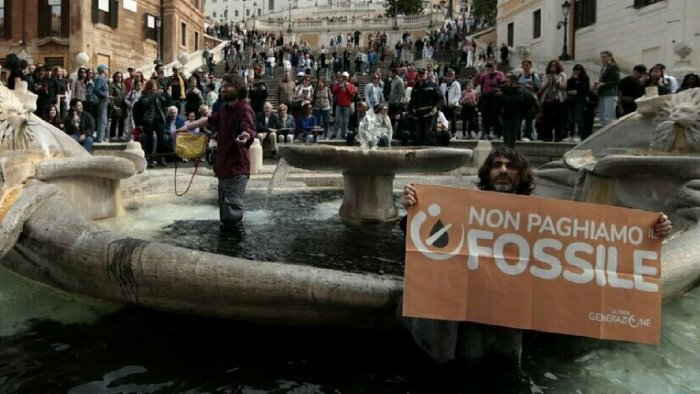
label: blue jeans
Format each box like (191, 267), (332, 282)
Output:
(314, 108), (331, 138)
(303, 133), (318, 143)
(521, 116), (536, 140)
(71, 133), (94, 152)
(598, 96), (617, 128)
(218, 175), (249, 224)
(378, 132), (391, 147)
(334, 105), (350, 137)
(96, 99), (109, 142)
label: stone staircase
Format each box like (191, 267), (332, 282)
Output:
(211, 52), (397, 109)
(209, 45), (601, 139)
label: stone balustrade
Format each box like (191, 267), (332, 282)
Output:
(254, 13), (436, 33)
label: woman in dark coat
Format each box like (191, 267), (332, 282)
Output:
(109, 71), (128, 141)
(136, 79), (170, 167)
(565, 64), (590, 142)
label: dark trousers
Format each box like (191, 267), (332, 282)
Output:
(443, 106), (458, 137)
(141, 120), (168, 162)
(415, 114), (436, 146)
(397, 115), (417, 146)
(522, 116), (536, 140)
(539, 99), (566, 142)
(110, 116), (126, 140)
(218, 175), (249, 224)
(461, 105), (478, 136)
(437, 129), (451, 146)
(502, 117), (521, 148)
(479, 93), (502, 137)
(567, 101), (585, 138)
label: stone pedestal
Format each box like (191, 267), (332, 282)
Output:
(278, 145), (472, 222)
(339, 172), (396, 222)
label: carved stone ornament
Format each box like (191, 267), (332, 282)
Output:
(650, 88), (700, 153)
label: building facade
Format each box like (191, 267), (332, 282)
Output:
(0, 0), (206, 74)
(204, 0), (452, 27)
(497, 0), (700, 72)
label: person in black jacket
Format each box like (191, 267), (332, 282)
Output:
(409, 68), (443, 145)
(565, 64), (590, 142)
(63, 98), (95, 152)
(137, 79), (171, 167)
(248, 74), (268, 114)
(497, 74), (525, 148)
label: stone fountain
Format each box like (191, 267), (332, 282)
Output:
(278, 144), (472, 222)
(279, 108), (472, 222)
(536, 87), (700, 298)
(2, 81), (700, 329)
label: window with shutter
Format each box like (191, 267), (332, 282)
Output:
(93, 0), (116, 27)
(507, 22), (513, 47)
(61, 0), (69, 37)
(1, 0), (12, 39)
(533, 9), (541, 39)
(38, 0), (65, 37)
(109, 0), (118, 28)
(38, 0), (48, 37)
(574, 0), (596, 29)
(145, 14), (157, 41)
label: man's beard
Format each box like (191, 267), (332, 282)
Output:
(220, 90), (237, 101)
(493, 183), (513, 193)
(492, 176), (516, 193)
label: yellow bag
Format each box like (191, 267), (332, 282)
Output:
(175, 133), (209, 160)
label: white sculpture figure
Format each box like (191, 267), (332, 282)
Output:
(0, 83), (35, 151)
(651, 88), (700, 152)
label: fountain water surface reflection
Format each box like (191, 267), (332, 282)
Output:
(99, 190), (407, 275)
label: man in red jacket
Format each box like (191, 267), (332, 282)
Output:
(331, 71), (356, 139)
(177, 75), (256, 226)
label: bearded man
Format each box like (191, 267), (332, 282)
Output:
(177, 75), (256, 226)
(399, 147), (672, 373)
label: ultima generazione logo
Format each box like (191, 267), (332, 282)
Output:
(589, 308), (653, 329)
(409, 203), (465, 261)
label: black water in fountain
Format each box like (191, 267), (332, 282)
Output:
(0, 305), (534, 393)
(160, 190), (408, 276)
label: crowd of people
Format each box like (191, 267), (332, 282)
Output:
(3, 20), (700, 160)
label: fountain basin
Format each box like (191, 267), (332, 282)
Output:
(1, 184), (403, 328)
(278, 145), (472, 222)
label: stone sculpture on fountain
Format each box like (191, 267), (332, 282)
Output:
(536, 87), (700, 298)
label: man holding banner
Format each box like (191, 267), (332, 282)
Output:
(399, 147), (673, 372)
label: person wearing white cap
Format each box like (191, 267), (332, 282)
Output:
(331, 71), (357, 139)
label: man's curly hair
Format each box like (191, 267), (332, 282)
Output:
(476, 147), (535, 195)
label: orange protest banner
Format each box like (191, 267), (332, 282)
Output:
(403, 184), (663, 344)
